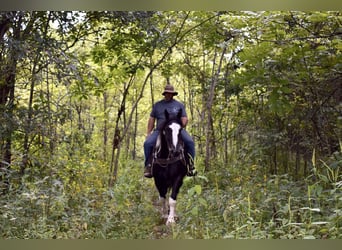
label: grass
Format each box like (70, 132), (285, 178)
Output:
(0, 152), (341, 239)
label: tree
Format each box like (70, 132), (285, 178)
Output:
(0, 11), (99, 191)
(228, 11), (341, 177)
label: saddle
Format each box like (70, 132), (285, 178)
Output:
(150, 134), (187, 167)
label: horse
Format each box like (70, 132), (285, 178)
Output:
(151, 109), (188, 225)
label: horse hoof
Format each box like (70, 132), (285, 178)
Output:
(166, 220), (175, 226)
(166, 216), (177, 225)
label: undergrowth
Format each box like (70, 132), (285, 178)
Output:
(0, 151), (341, 239)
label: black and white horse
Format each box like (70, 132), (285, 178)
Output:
(152, 109), (188, 225)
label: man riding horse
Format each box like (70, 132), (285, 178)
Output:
(143, 84), (196, 178)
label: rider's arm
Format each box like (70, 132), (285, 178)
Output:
(147, 116), (155, 137)
(181, 116), (188, 128)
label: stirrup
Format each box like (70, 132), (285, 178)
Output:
(187, 167), (197, 176)
(186, 155), (197, 176)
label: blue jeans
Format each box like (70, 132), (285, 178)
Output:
(143, 129), (195, 166)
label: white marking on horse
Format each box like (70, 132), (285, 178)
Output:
(169, 123), (181, 149)
(166, 197), (177, 225)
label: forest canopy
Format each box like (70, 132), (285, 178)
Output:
(0, 11), (341, 239)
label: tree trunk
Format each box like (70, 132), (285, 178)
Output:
(103, 91), (108, 161)
(21, 67), (36, 175)
(0, 15), (19, 193)
(132, 88), (138, 160)
(204, 45), (227, 171)
(0, 62), (16, 193)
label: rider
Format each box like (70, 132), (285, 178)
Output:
(143, 84), (196, 178)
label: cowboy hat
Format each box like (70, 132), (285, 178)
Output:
(162, 84), (178, 96)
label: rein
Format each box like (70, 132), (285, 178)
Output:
(153, 153), (186, 167)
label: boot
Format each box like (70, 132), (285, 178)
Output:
(144, 164), (153, 178)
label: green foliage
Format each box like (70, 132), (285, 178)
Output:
(1, 11), (341, 239)
(0, 150), (340, 239)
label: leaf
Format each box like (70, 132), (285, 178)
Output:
(198, 197), (208, 208)
(300, 207), (321, 212)
(303, 235), (316, 239)
(312, 148), (316, 168)
(311, 221), (328, 225)
(191, 206), (198, 216)
(196, 175), (209, 183)
(195, 184), (202, 195)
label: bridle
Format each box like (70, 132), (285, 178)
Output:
(153, 120), (186, 167)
